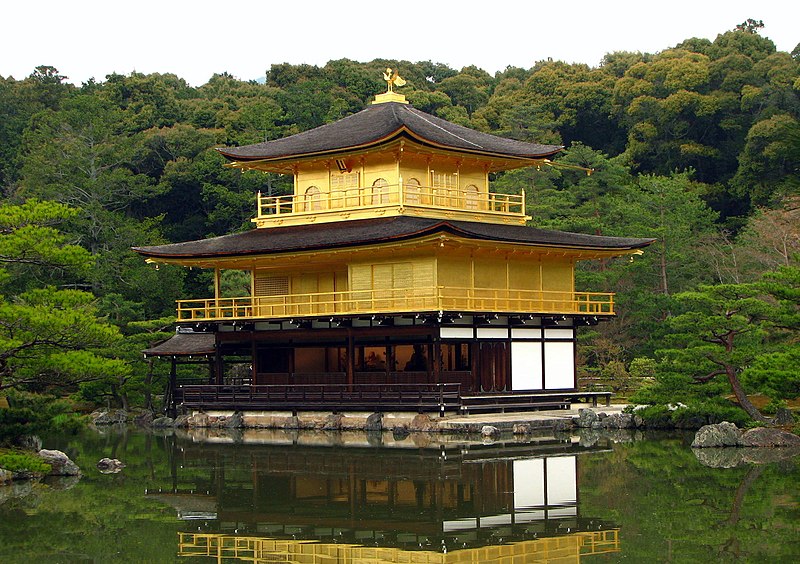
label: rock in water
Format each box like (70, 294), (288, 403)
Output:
(224, 412), (244, 429)
(321, 413), (343, 431)
(365, 412), (383, 432)
(151, 416), (175, 428)
(134, 411), (155, 427)
(691, 422), (742, 448)
(574, 409), (599, 428)
(512, 423), (531, 435)
(693, 447), (744, 468)
(92, 410), (128, 425)
(408, 414), (435, 432)
(173, 414), (191, 428)
(738, 427), (800, 447)
(96, 458), (126, 474)
(38, 449), (81, 476)
(481, 425), (500, 438)
(392, 426), (410, 440)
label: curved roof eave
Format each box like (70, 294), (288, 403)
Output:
(218, 128), (563, 166)
(216, 102), (563, 163)
(132, 217), (656, 262)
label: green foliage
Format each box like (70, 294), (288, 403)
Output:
(0, 391), (80, 444)
(636, 267), (800, 421)
(629, 357), (656, 379)
(0, 450), (51, 473)
(629, 401), (751, 428)
(0, 198), (93, 291)
(741, 345), (800, 399)
(0, 287), (126, 391)
(0, 200), (126, 403)
(0, 38), (796, 416)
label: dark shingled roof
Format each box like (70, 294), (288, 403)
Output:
(133, 216), (655, 260)
(143, 332), (215, 357)
(217, 102), (563, 162)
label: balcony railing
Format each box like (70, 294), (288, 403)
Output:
(255, 183), (526, 222)
(176, 286), (614, 322)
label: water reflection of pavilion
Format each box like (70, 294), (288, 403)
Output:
(157, 436), (619, 562)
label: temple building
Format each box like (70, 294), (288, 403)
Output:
(136, 74), (653, 415)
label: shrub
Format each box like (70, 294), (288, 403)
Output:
(0, 450), (51, 474)
(629, 401), (751, 429)
(0, 391), (85, 445)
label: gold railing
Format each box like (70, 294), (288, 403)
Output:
(578, 529), (621, 556)
(176, 287), (614, 321)
(177, 530), (620, 562)
(256, 183), (525, 218)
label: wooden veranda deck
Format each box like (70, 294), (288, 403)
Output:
(175, 383), (612, 416)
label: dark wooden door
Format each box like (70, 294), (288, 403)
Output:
(479, 342), (508, 392)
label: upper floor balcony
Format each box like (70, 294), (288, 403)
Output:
(175, 286), (615, 323)
(253, 182), (528, 228)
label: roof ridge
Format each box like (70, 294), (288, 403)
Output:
(405, 106), (485, 150)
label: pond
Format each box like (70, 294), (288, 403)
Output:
(1, 426), (799, 562)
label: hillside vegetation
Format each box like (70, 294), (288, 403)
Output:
(0, 20), (797, 431)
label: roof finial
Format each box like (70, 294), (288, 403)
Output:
(373, 68), (409, 105)
(383, 68), (406, 93)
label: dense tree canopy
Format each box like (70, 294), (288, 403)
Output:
(0, 21), (797, 420)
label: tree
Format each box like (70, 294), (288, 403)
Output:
(0, 199), (125, 393)
(731, 115), (800, 206)
(605, 172), (718, 297)
(734, 19), (765, 34)
(655, 283), (782, 422)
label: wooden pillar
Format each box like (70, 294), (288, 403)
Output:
(214, 344), (224, 385)
(430, 338), (439, 385)
(168, 357), (177, 417)
(213, 268), (221, 299)
(470, 341), (480, 393)
(346, 329), (354, 387)
(251, 338), (258, 386)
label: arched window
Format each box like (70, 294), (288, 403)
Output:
(404, 178), (421, 204)
(372, 178), (390, 204)
(464, 184), (479, 210)
(304, 186), (322, 211)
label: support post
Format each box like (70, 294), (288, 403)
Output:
(167, 357), (177, 417)
(214, 345), (224, 385)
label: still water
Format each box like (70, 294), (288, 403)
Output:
(1, 426), (799, 563)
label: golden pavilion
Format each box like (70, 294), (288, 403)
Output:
(136, 75), (653, 415)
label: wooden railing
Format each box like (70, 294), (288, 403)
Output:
(176, 287), (613, 321)
(256, 183), (526, 219)
(178, 383), (463, 414)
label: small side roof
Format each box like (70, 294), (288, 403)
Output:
(133, 216), (655, 260)
(217, 102), (563, 163)
(143, 332), (215, 357)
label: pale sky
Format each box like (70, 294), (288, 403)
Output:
(2, 1), (798, 86)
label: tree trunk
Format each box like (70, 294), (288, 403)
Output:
(143, 358), (154, 411)
(726, 365), (770, 423)
(659, 242), (669, 295)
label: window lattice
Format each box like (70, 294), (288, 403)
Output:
(254, 275), (289, 296)
(331, 171), (359, 191)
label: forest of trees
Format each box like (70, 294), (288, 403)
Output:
(0, 20), (797, 432)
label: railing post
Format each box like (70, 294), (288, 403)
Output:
(398, 179), (404, 207)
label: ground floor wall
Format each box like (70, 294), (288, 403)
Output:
(208, 315), (579, 394)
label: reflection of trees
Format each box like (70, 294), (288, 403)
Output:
(720, 464), (765, 559)
(578, 437), (800, 562)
